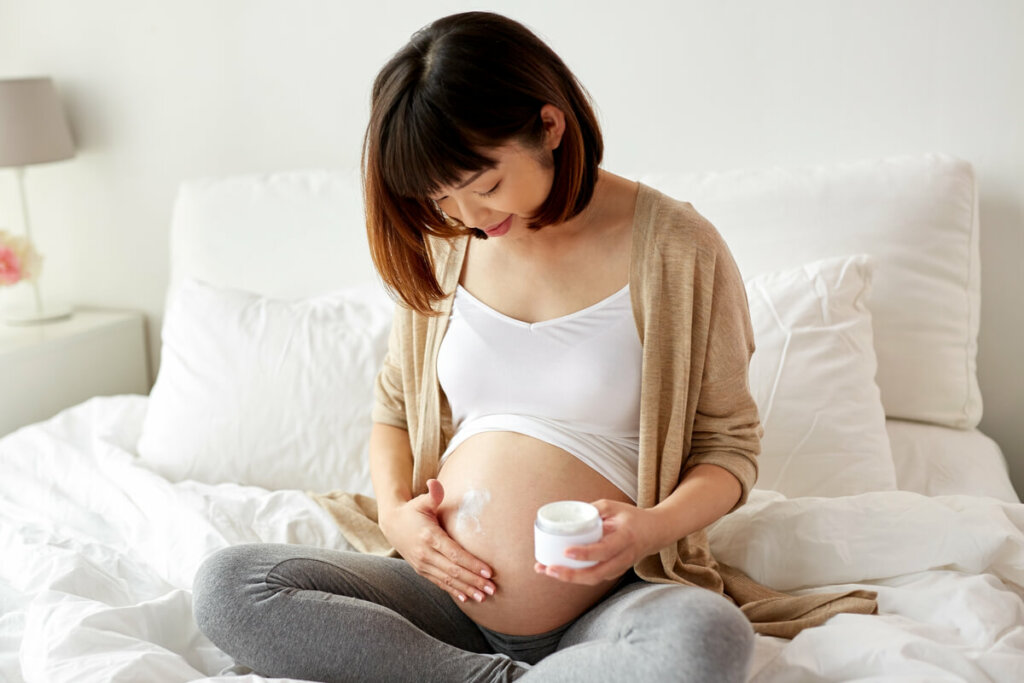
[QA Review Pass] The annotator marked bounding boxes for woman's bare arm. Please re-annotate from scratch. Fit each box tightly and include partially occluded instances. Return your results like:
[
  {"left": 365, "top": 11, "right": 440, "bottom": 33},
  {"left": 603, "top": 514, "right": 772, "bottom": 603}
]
[
  {"left": 643, "top": 463, "right": 741, "bottom": 549},
  {"left": 369, "top": 422, "right": 415, "bottom": 516}
]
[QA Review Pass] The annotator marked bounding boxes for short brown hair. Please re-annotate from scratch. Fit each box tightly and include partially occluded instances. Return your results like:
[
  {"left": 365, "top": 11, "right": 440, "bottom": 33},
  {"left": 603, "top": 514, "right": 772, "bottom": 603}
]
[{"left": 361, "top": 11, "right": 604, "bottom": 315}]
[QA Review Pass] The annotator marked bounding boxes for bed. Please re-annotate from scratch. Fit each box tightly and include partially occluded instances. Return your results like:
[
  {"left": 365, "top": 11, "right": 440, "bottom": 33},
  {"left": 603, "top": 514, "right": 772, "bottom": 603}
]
[{"left": 2, "top": 153, "right": 1022, "bottom": 682}]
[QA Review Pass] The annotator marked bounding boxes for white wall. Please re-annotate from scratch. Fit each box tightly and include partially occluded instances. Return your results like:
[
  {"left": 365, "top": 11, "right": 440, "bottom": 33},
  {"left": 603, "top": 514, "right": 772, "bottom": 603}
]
[{"left": 1, "top": 0, "right": 1021, "bottom": 495}]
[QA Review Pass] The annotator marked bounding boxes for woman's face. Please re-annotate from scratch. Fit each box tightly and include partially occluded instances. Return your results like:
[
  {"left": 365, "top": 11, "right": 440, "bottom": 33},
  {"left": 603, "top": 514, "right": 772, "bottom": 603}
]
[{"left": 430, "top": 139, "right": 555, "bottom": 238}]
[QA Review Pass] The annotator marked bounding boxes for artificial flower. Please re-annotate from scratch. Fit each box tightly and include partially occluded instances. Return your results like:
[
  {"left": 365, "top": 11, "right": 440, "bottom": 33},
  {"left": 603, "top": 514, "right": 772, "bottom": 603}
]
[{"left": 0, "top": 230, "right": 42, "bottom": 286}]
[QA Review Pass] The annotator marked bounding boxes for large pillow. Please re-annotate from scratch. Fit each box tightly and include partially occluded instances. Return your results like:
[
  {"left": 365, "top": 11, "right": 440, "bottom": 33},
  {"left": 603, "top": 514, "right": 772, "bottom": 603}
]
[
  {"left": 137, "top": 277, "right": 393, "bottom": 494},
  {"left": 640, "top": 154, "right": 982, "bottom": 429},
  {"left": 746, "top": 253, "right": 898, "bottom": 497},
  {"left": 140, "top": 257, "right": 893, "bottom": 500}
]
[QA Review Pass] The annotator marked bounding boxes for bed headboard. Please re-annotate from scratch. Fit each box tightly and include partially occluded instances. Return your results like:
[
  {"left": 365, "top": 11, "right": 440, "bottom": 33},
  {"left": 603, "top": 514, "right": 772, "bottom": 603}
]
[{"left": 166, "top": 152, "right": 981, "bottom": 432}]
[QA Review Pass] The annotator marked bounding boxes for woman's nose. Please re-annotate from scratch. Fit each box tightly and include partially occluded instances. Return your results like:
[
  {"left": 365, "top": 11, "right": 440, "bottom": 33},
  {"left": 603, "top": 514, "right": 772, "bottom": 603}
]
[{"left": 449, "top": 198, "right": 489, "bottom": 230}]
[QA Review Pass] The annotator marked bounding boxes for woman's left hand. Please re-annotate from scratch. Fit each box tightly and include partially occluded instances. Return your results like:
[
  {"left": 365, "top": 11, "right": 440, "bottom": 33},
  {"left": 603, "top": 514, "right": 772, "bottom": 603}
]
[{"left": 533, "top": 499, "right": 662, "bottom": 585}]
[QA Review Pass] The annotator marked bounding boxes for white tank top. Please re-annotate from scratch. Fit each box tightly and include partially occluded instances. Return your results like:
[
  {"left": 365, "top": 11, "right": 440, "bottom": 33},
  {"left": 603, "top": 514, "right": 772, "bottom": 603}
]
[{"left": 437, "top": 283, "right": 642, "bottom": 502}]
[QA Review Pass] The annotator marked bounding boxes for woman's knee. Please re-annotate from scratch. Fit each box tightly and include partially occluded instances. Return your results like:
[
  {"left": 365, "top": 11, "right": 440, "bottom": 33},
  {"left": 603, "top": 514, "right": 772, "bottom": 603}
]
[
  {"left": 686, "top": 588, "right": 753, "bottom": 643},
  {"left": 624, "top": 586, "right": 754, "bottom": 678},
  {"left": 192, "top": 543, "right": 268, "bottom": 641},
  {"left": 664, "top": 587, "right": 754, "bottom": 675}
]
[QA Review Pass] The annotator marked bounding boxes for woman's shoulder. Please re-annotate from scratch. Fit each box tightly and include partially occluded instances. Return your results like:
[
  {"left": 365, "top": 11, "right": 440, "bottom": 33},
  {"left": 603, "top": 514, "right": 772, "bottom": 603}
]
[
  {"left": 632, "top": 184, "right": 750, "bottom": 328},
  {"left": 635, "top": 183, "right": 731, "bottom": 261}
]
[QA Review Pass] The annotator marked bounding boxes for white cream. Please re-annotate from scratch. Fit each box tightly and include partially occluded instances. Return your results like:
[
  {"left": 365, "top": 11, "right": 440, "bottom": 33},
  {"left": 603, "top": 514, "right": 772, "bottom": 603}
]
[
  {"left": 454, "top": 488, "right": 491, "bottom": 535},
  {"left": 536, "top": 501, "right": 601, "bottom": 534},
  {"left": 534, "top": 501, "right": 602, "bottom": 568}
]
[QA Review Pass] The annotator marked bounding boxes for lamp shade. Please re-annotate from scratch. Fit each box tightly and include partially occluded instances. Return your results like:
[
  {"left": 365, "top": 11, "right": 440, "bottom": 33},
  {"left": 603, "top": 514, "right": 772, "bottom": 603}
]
[{"left": 0, "top": 77, "right": 75, "bottom": 168}]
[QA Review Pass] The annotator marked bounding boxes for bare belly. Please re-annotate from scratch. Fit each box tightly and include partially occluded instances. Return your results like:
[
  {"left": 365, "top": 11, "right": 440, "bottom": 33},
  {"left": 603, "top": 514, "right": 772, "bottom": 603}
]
[{"left": 436, "top": 432, "right": 634, "bottom": 635}]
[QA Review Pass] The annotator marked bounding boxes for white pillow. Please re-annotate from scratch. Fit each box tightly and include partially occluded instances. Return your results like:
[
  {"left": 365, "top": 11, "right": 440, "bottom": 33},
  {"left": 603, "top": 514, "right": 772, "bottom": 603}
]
[
  {"left": 140, "top": 256, "right": 893, "bottom": 500},
  {"left": 746, "top": 254, "right": 898, "bottom": 497},
  {"left": 137, "top": 277, "right": 394, "bottom": 494},
  {"left": 640, "top": 154, "right": 982, "bottom": 429}
]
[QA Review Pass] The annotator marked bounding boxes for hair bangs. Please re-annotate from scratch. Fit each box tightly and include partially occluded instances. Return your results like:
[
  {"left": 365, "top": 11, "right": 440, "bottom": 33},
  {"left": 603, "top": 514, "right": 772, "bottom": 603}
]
[{"left": 381, "top": 90, "right": 497, "bottom": 202}]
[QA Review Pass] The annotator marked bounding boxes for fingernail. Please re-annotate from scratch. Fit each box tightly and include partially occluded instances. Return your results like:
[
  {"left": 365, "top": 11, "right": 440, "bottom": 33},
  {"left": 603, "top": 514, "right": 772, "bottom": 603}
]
[
  {"left": 483, "top": 585, "right": 494, "bottom": 595},
  {"left": 566, "top": 552, "right": 578, "bottom": 559},
  {"left": 474, "top": 591, "right": 484, "bottom": 602},
  {"left": 457, "top": 593, "right": 466, "bottom": 602},
  {"left": 480, "top": 569, "right": 492, "bottom": 579}
]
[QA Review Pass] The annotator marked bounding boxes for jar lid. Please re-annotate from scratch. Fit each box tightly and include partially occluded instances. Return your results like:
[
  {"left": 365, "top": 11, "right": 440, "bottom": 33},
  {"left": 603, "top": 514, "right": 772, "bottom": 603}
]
[{"left": 536, "top": 501, "right": 600, "bottom": 535}]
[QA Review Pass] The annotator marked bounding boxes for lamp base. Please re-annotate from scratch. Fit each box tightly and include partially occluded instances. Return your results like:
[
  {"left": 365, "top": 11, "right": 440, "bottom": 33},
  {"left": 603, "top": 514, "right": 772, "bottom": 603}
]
[{"left": 4, "top": 302, "right": 73, "bottom": 325}]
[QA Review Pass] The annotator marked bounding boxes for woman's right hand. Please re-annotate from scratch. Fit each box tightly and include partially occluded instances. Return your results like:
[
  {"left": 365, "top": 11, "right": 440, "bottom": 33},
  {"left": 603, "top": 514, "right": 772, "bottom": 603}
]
[{"left": 379, "top": 478, "right": 497, "bottom": 604}]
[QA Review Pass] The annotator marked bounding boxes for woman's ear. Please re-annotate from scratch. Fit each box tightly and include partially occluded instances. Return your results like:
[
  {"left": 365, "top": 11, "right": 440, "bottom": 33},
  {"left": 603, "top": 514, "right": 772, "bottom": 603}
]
[{"left": 539, "top": 103, "right": 566, "bottom": 151}]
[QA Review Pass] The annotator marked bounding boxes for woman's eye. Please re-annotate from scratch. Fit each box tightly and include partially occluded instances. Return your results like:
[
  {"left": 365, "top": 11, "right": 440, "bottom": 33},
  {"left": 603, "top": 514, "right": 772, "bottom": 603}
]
[{"left": 432, "top": 181, "right": 499, "bottom": 204}]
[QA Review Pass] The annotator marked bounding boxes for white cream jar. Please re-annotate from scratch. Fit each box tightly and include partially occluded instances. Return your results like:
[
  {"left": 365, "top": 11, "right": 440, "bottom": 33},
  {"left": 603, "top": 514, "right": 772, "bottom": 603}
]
[{"left": 534, "top": 501, "right": 603, "bottom": 569}]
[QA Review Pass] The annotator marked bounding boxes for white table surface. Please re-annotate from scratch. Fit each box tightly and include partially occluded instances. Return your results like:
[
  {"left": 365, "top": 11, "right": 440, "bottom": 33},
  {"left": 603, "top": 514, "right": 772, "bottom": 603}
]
[{"left": 0, "top": 307, "right": 151, "bottom": 436}]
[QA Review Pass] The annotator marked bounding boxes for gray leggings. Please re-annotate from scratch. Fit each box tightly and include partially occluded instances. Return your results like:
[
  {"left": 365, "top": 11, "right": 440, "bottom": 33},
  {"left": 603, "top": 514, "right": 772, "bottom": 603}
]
[{"left": 192, "top": 542, "right": 754, "bottom": 683}]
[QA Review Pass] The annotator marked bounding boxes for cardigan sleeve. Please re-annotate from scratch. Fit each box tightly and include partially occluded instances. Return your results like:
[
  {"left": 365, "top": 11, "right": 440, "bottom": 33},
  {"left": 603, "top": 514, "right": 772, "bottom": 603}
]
[
  {"left": 684, "top": 230, "right": 763, "bottom": 512},
  {"left": 370, "top": 302, "right": 409, "bottom": 430}
]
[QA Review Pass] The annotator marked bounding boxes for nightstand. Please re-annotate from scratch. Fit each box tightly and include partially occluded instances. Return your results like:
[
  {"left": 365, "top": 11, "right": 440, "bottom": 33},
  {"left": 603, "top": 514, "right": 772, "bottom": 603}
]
[{"left": 0, "top": 308, "right": 150, "bottom": 437}]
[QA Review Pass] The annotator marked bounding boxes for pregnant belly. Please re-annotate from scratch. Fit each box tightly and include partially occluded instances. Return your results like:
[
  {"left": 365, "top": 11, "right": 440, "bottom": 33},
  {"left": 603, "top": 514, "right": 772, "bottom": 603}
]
[{"left": 436, "top": 431, "right": 634, "bottom": 635}]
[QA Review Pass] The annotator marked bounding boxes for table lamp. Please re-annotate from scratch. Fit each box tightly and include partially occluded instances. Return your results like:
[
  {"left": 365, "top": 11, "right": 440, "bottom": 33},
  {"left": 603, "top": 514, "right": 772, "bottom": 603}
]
[{"left": 0, "top": 76, "right": 76, "bottom": 325}]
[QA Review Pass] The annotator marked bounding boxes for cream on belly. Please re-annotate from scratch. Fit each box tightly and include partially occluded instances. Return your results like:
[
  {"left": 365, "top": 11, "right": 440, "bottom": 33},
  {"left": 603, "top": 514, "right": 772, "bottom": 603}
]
[
  {"left": 436, "top": 431, "right": 634, "bottom": 636},
  {"left": 453, "top": 487, "right": 491, "bottom": 535}
]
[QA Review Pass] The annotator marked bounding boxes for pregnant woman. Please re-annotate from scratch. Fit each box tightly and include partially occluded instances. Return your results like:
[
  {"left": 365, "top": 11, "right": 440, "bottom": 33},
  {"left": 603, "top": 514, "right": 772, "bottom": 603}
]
[{"left": 194, "top": 11, "right": 772, "bottom": 682}]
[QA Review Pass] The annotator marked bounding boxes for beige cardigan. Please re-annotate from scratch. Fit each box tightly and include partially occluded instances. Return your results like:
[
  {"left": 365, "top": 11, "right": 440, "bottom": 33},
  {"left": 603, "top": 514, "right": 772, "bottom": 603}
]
[{"left": 309, "top": 182, "right": 878, "bottom": 639}]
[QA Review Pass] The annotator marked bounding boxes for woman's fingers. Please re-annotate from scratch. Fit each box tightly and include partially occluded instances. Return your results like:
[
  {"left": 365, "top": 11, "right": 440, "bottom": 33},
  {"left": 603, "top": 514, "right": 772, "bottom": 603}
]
[
  {"left": 423, "top": 561, "right": 491, "bottom": 603},
  {"left": 425, "top": 528, "right": 496, "bottom": 595},
  {"left": 421, "top": 548, "right": 494, "bottom": 602},
  {"left": 540, "top": 546, "right": 634, "bottom": 585},
  {"left": 413, "top": 525, "right": 495, "bottom": 600},
  {"left": 430, "top": 523, "right": 492, "bottom": 576},
  {"left": 426, "top": 478, "right": 445, "bottom": 508},
  {"left": 411, "top": 480, "right": 444, "bottom": 515}
]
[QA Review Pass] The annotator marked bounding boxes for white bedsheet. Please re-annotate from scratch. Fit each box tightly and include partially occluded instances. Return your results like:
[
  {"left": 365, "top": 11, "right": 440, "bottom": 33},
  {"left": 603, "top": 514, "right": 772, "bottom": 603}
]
[{"left": 1, "top": 395, "right": 1023, "bottom": 682}]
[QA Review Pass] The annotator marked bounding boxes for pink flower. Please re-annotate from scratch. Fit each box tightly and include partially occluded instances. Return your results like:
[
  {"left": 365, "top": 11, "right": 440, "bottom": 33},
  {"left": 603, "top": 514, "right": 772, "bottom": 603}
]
[
  {"left": 0, "top": 230, "right": 42, "bottom": 287},
  {"left": 0, "top": 244, "right": 22, "bottom": 285}
]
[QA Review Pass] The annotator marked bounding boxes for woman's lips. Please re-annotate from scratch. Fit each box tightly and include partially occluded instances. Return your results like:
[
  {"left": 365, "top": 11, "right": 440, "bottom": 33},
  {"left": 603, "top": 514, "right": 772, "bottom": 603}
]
[{"left": 484, "top": 215, "right": 513, "bottom": 237}]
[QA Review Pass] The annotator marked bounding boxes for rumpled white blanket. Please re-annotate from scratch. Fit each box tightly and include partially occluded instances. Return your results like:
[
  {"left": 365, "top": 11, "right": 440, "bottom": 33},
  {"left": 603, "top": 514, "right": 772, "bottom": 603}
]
[{"left": 1, "top": 395, "right": 1022, "bottom": 682}]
